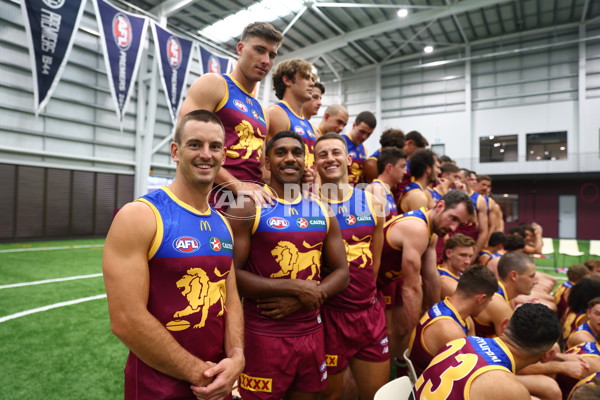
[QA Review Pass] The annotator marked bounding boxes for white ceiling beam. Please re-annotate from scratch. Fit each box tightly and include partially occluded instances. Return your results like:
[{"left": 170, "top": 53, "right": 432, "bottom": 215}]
[
  {"left": 445, "top": 0, "right": 470, "bottom": 44},
  {"left": 383, "top": 19, "right": 438, "bottom": 62},
  {"left": 314, "top": 2, "right": 441, "bottom": 10},
  {"left": 322, "top": 55, "right": 341, "bottom": 81},
  {"left": 150, "top": 0, "right": 197, "bottom": 17},
  {"left": 279, "top": 0, "right": 513, "bottom": 61},
  {"left": 283, "top": 6, "right": 308, "bottom": 35}
]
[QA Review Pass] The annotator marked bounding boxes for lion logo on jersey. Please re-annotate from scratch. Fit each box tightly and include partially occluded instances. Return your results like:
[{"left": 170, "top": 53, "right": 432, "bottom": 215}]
[
  {"left": 343, "top": 235, "right": 373, "bottom": 268},
  {"left": 170, "top": 267, "right": 230, "bottom": 329},
  {"left": 304, "top": 143, "right": 314, "bottom": 168},
  {"left": 226, "top": 120, "right": 265, "bottom": 161},
  {"left": 270, "top": 241, "right": 322, "bottom": 279},
  {"left": 348, "top": 161, "right": 362, "bottom": 183}
]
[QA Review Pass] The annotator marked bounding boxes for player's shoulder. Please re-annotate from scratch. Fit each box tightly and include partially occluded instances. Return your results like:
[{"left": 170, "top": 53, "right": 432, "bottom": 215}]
[{"left": 471, "top": 370, "right": 528, "bottom": 399}]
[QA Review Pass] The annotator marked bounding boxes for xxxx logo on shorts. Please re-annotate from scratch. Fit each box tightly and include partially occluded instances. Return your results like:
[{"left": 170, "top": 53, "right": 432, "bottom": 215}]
[
  {"left": 326, "top": 354, "right": 338, "bottom": 367},
  {"left": 240, "top": 373, "right": 272, "bottom": 393}
]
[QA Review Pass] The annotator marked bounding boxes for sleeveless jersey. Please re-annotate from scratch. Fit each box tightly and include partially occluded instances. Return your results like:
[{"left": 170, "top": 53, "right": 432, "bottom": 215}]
[
  {"left": 273, "top": 101, "right": 317, "bottom": 168},
  {"left": 559, "top": 344, "right": 600, "bottom": 398},
  {"left": 377, "top": 207, "right": 435, "bottom": 288},
  {"left": 343, "top": 133, "right": 367, "bottom": 184},
  {"left": 438, "top": 265, "right": 461, "bottom": 282},
  {"left": 454, "top": 190, "right": 485, "bottom": 240},
  {"left": 126, "top": 186, "right": 234, "bottom": 397},
  {"left": 554, "top": 280, "right": 574, "bottom": 318},
  {"left": 568, "top": 321, "right": 596, "bottom": 343},
  {"left": 215, "top": 74, "right": 267, "bottom": 183},
  {"left": 400, "top": 179, "right": 426, "bottom": 214},
  {"left": 322, "top": 188, "right": 378, "bottom": 312},
  {"left": 369, "top": 179, "right": 398, "bottom": 221},
  {"left": 408, "top": 298, "right": 470, "bottom": 375},
  {"left": 563, "top": 312, "right": 587, "bottom": 343},
  {"left": 473, "top": 281, "right": 509, "bottom": 338},
  {"left": 413, "top": 336, "right": 515, "bottom": 400},
  {"left": 428, "top": 186, "right": 443, "bottom": 204},
  {"left": 568, "top": 372, "right": 600, "bottom": 400},
  {"left": 244, "top": 194, "right": 330, "bottom": 337},
  {"left": 367, "top": 148, "right": 380, "bottom": 162}
]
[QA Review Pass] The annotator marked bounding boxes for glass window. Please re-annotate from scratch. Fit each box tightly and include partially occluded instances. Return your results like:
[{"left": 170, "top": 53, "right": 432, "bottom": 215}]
[
  {"left": 493, "top": 194, "right": 519, "bottom": 223},
  {"left": 526, "top": 131, "right": 567, "bottom": 161},
  {"left": 431, "top": 143, "right": 445, "bottom": 156},
  {"left": 479, "top": 135, "right": 518, "bottom": 163}
]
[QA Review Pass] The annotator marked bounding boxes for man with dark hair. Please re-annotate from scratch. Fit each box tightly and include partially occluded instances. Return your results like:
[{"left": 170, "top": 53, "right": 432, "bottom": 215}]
[
  {"left": 227, "top": 131, "right": 349, "bottom": 400},
  {"left": 567, "top": 297, "right": 600, "bottom": 349},
  {"left": 366, "top": 147, "right": 407, "bottom": 221},
  {"left": 180, "top": 22, "right": 283, "bottom": 208},
  {"left": 378, "top": 190, "right": 475, "bottom": 370},
  {"left": 314, "top": 133, "right": 389, "bottom": 400},
  {"left": 476, "top": 174, "right": 503, "bottom": 234},
  {"left": 317, "top": 104, "right": 349, "bottom": 135},
  {"left": 363, "top": 128, "right": 405, "bottom": 183},
  {"left": 555, "top": 264, "right": 590, "bottom": 320},
  {"left": 477, "top": 231, "right": 506, "bottom": 267},
  {"left": 413, "top": 303, "right": 561, "bottom": 400},
  {"left": 103, "top": 110, "right": 244, "bottom": 399},
  {"left": 456, "top": 168, "right": 489, "bottom": 256},
  {"left": 302, "top": 81, "right": 324, "bottom": 120},
  {"left": 408, "top": 264, "right": 498, "bottom": 375},
  {"left": 343, "top": 111, "right": 377, "bottom": 185},
  {"left": 267, "top": 59, "right": 318, "bottom": 182},
  {"left": 399, "top": 149, "right": 440, "bottom": 213},
  {"left": 438, "top": 233, "right": 476, "bottom": 298}
]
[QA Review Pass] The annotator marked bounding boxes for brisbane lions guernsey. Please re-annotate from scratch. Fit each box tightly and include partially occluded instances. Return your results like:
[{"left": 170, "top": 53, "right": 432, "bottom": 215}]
[
  {"left": 412, "top": 336, "right": 515, "bottom": 400},
  {"left": 473, "top": 281, "right": 509, "bottom": 337},
  {"left": 408, "top": 298, "right": 471, "bottom": 376},
  {"left": 244, "top": 194, "right": 330, "bottom": 337},
  {"left": 322, "top": 187, "right": 378, "bottom": 312},
  {"left": 215, "top": 74, "right": 267, "bottom": 183},
  {"left": 558, "top": 343, "right": 600, "bottom": 397},
  {"left": 273, "top": 101, "right": 317, "bottom": 168},
  {"left": 343, "top": 133, "right": 367, "bottom": 185},
  {"left": 568, "top": 372, "right": 600, "bottom": 400},
  {"left": 377, "top": 207, "right": 435, "bottom": 288},
  {"left": 128, "top": 186, "right": 233, "bottom": 398},
  {"left": 370, "top": 179, "right": 398, "bottom": 221}
]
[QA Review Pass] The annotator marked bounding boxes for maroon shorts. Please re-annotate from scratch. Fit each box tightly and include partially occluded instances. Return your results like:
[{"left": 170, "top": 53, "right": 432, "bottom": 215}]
[
  {"left": 380, "top": 279, "right": 404, "bottom": 310},
  {"left": 322, "top": 299, "right": 389, "bottom": 375},
  {"left": 239, "top": 328, "right": 327, "bottom": 400}
]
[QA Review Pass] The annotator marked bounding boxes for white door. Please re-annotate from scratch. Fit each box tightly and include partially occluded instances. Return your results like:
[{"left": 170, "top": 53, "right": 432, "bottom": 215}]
[{"left": 558, "top": 195, "right": 577, "bottom": 238}]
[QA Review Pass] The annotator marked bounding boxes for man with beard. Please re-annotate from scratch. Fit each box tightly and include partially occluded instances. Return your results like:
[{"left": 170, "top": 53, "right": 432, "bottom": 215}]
[{"left": 399, "top": 149, "right": 440, "bottom": 213}]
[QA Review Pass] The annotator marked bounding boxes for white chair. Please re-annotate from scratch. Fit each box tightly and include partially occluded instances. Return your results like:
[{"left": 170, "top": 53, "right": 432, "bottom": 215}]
[
  {"left": 403, "top": 348, "right": 419, "bottom": 384},
  {"left": 374, "top": 376, "right": 414, "bottom": 400},
  {"left": 558, "top": 239, "right": 584, "bottom": 256},
  {"left": 589, "top": 240, "right": 600, "bottom": 257},
  {"left": 541, "top": 237, "right": 555, "bottom": 254}
]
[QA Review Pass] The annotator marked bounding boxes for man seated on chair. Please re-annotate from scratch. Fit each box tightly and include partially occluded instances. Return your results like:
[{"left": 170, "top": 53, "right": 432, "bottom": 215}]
[
  {"left": 437, "top": 234, "right": 476, "bottom": 299},
  {"left": 411, "top": 303, "right": 561, "bottom": 400},
  {"left": 407, "top": 265, "right": 498, "bottom": 376}
]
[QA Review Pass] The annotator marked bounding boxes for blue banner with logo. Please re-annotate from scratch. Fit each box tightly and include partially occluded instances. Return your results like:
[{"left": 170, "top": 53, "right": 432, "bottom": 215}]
[
  {"left": 93, "top": 0, "right": 148, "bottom": 122},
  {"left": 151, "top": 23, "right": 194, "bottom": 125},
  {"left": 198, "top": 46, "right": 231, "bottom": 75},
  {"left": 20, "top": 0, "right": 87, "bottom": 115}
]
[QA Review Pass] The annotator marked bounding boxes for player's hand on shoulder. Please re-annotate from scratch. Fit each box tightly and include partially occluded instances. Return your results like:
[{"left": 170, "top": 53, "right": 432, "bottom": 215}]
[{"left": 232, "top": 181, "right": 275, "bottom": 207}]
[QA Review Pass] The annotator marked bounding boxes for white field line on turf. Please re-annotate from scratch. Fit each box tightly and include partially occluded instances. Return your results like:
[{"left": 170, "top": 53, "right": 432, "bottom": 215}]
[
  {"left": 0, "top": 294, "right": 107, "bottom": 324},
  {"left": 0, "top": 244, "right": 104, "bottom": 253},
  {"left": 0, "top": 273, "right": 103, "bottom": 290}
]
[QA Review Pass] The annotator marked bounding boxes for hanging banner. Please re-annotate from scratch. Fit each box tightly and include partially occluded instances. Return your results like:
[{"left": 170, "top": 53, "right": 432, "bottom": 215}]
[
  {"left": 151, "top": 23, "right": 193, "bottom": 125},
  {"left": 93, "top": 0, "right": 148, "bottom": 122},
  {"left": 20, "top": 0, "right": 87, "bottom": 115},
  {"left": 198, "top": 45, "right": 231, "bottom": 75}
]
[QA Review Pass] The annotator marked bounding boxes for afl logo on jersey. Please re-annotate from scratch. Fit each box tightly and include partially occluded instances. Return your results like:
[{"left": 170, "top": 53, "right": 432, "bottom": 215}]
[
  {"left": 345, "top": 215, "right": 357, "bottom": 225},
  {"left": 207, "top": 55, "right": 221, "bottom": 73},
  {"left": 173, "top": 236, "right": 200, "bottom": 253},
  {"left": 112, "top": 13, "right": 132, "bottom": 50},
  {"left": 167, "top": 36, "right": 182, "bottom": 69},
  {"left": 296, "top": 218, "right": 309, "bottom": 229},
  {"left": 294, "top": 126, "right": 305, "bottom": 135},
  {"left": 268, "top": 217, "right": 289, "bottom": 230},
  {"left": 233, "top": 99, "right": 248, "bottom": 112}
]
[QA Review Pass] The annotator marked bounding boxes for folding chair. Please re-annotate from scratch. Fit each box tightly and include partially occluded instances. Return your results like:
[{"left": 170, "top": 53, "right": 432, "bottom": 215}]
[
  {"left": 374, "top": 376, "right": 414, "bottom": 400},
  {"left": 558, "top": 239, "right": 584, "bottom": 256},
  {"left": 589, "top": 240, "right": 600, "bottom": 257},
  {"left": 403, "top": 348, "right": 419, "bottom": 384},
  {"left": 542, "top": 237, "right": 555, "bottom": 254}
]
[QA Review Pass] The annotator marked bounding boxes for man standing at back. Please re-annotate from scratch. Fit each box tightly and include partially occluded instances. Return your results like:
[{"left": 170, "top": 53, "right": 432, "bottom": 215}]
[
  {"left": 343, "top": 111, "right": 377, "bottom": 185},
  {"left": 303, "top": 81, "right": 325, "bottom": 122},
  {"left": 267, "top": 59, "right": 318, "bottom": 180},
  {"left": 227, "top": 131, "right": 349, "bottom": 400},
  {"left": 180, "top": 22, "right": 283, "bottom": 206},
  {"left": 317, "top": 104, "right": 349, "bottom": 136}
]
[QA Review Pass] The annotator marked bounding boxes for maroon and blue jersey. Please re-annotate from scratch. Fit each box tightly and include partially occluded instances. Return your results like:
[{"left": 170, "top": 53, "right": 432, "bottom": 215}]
[
  {"left": 408, "top": 298, "right": 470, "bottom": 376},
  {"left": 568, "top": 372, "right": 600, "bottom": 400},
  {"left": 377, "top": 207, "right": 434, "bottom": 288},
  {"left": 473, "top": 281, "right": 508, "bottom": 338},
  {"left": 343, "top": 133, "right": 368, "bottom": 185},
  {"left": 428, "top": 186, "right": 443, "bottom": 204},
  {"left": 244, "top": 194, "right": 330, "bottom": 337},
  {"left": 126, "top": 186, "right": 234, "bottom": 398},
  {"left": 369, "top": 179, "right": 398, "bottom": 220},
  {"left": 400, "top": 179, "right": 426, "bottom": 213},
  {"left": 569, "top": 321, "right": 596, "bottom": 343},
  {"left": 322, "top": 187, "right": 378, "bottom": 312},
  {"left": 413, "top": 336, "right": 515, "bottom": 400},
  {"left": 272, "top": 101, "right": 317, "bottom": 168},
  {"left": 215, "top": 74, "right": 267, "bottom": 183},
  {"left": 554, "top": 280, "right": 574, "bottom": 318},
  {"left": 438, "top": 265, "right": 461, "bottom": 282},
  {"left": 560, "top": 344, "right": 600, "bottom": 399}
]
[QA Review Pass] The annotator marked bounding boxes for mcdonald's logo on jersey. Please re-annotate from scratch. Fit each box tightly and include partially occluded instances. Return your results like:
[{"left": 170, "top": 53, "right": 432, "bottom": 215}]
[
  {"left": 337, "top": 205, "right": 348, "bottom": 215},
  {"left": 286, "top": 207, "right": 299, "bottom": 216},
  {"left": 199, "top": 220, "right": 212, "bottom": 231}
]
